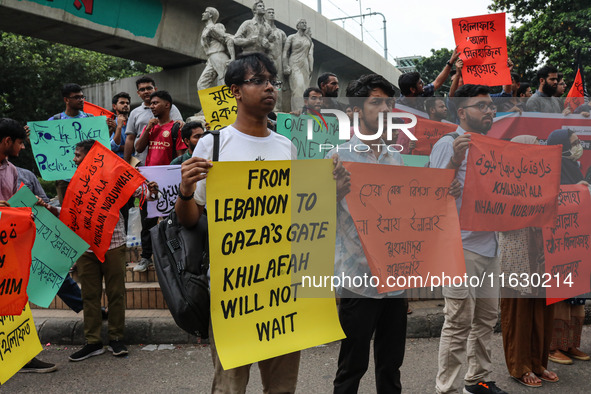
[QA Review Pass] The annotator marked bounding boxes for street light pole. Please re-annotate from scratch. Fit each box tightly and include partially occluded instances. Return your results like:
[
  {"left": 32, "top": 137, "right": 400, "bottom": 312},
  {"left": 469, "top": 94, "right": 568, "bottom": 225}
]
[{"left": 331, "top": 12, "right": 388, "bottom": 59}]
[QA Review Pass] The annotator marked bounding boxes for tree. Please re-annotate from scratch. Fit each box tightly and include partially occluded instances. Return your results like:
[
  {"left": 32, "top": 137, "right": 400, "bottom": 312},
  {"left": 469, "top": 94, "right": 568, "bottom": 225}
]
[
  {"left": 0, "top": 31, "right": 161, "bottom": 172},
  {"left": 414, "top": 48, "right": 455, "bottom": 96},
  {"left": 490, "top": 0, "right": 591, "bottom": 89}
]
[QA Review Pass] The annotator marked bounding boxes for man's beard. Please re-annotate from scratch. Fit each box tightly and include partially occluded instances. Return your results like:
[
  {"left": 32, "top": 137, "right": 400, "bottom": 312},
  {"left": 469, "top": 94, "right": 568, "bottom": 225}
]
[
  {"left": 466, "top": 114, "right": 492, "bottom": 135},
  {"left": 325, "top": 91, "right": 338, "bottom": 98},
  {"left": 542, "top": 82, "right": 557, "bottom": 96}
]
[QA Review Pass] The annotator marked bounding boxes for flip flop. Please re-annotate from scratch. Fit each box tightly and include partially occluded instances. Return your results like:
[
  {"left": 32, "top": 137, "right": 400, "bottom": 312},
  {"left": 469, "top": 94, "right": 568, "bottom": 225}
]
[
  {"left": 512, "top": 372, "right": 542, "bottom": 388},
  {"left": 536, "top": 369, "right": 559, "bottom": 383}
]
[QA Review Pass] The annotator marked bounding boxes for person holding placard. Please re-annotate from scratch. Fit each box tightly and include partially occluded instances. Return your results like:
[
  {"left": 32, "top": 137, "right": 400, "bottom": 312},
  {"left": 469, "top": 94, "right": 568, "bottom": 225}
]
[
  {"left": 325, "top": 74, "right": 409, "bottom": 394},
  {"left": 430, "top": 85, "right": 508, "bottom": 394},
  {"left": 176, "top": 52, "right": 300, "bottom": 393}
]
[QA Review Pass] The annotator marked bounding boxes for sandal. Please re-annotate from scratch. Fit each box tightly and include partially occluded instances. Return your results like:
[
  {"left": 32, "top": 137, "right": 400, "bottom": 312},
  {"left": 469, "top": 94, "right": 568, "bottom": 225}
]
[
  {"left": 512, "top": 372, "right": 542, "bottom": 388},
  {"left": 536, "top": 369, "right": 559, "bottom": 383}
]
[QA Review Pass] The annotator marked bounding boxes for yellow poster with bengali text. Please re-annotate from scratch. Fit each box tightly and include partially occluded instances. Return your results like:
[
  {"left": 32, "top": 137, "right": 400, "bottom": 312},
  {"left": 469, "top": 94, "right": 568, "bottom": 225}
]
[
  {"left": 198, "top": 85, "right": 238, "bottom": 130},
  {"left": 0, "top": 303, "right": 43, "bottom": 384},
  {"left": 207, "top": 159, "right": 344, "bottom": 369}
]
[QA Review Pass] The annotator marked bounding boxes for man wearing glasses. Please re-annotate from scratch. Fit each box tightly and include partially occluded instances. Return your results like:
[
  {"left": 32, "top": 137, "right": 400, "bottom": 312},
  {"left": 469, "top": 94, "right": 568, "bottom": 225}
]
[
  {"left": 430, "top": 85, "right": 507, "bottom": 394},
  {"left": 175, "top": 52, "right": 299, "bottom": 393}
]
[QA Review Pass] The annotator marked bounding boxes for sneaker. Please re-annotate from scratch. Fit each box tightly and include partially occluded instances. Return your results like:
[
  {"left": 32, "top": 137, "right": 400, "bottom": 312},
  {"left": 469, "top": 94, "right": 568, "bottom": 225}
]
[
  {"left": 108, "top": 340, "right": 128, "bottom": 357},
  {"left": 69, "top": 343, "right": 105, "bottom": 362},
  {"left": 18, "top": 357, "right": 57, "bottom": 373},
  {"left": 133, "top": 257, "right": 152, "bottom": 272},
  {"left": 464, "top": 381, "right": 507, "bottom": 394}
]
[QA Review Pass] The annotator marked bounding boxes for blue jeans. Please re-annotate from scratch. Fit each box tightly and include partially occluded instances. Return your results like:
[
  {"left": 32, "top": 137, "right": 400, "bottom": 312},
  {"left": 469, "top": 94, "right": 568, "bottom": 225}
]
[{"left": 57, "top": 274, "right": 83, "bottom": 313}]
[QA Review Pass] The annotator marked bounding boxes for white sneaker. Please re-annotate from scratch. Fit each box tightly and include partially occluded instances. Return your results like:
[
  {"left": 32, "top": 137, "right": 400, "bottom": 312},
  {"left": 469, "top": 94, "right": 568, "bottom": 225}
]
[{"left": 133, "top": 258, "right": 152, "bottom": 272}]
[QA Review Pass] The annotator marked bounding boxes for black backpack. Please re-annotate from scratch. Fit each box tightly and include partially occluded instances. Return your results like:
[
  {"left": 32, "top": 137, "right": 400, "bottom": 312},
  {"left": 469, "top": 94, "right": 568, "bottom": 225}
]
[{"left": 150, "top": 130, "right": 220, "bottom": 338}]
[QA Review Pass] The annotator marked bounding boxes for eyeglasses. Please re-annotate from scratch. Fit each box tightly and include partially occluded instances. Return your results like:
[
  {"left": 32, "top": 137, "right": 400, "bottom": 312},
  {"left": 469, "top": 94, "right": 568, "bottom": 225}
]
[
  {"left": 243, "top": 79, "right": 283, "bottom": 90},
  {"left": 462, "top": 102, "right": 496, "bottom": 113},
  {"left": 67, "top": 95, "right": 85, "bottom": 100},
  {"left": 138, "top": 86, "right": 155, "bottom": 92}
]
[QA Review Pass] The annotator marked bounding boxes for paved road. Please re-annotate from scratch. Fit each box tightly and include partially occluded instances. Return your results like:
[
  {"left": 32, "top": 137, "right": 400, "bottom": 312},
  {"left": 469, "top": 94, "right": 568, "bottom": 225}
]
[{"left": 3, "top": 328, "right": 590, "bottom": 393}]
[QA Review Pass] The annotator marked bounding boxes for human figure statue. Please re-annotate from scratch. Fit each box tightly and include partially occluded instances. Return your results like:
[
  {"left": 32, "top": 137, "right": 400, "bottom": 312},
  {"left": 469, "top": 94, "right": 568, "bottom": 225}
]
[
  {"left": 197, "top": 7, "right": 235, "bottom": 91},
  {"left": 233, "top": 0, "right": 274, "bottom": 54},
  {"left": 265, "top": 7, "right": 287, "bottom": 112},
  {"left": 283, "top": 19, "right": 314, "bottom": 111}
]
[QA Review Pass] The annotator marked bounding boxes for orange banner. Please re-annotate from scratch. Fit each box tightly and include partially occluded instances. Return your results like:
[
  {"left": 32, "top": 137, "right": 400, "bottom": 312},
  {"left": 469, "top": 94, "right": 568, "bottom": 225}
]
[
  {"left": 460, "top": 133, "right": 561, "bottom": 231},
  {"left": 60, "top": 142, "right": 145, "bottom": 262},
  {"left": 0, "top": 208, "right": 36, "bottom": 316},
  {"left": 565, "top": 68, "right": 585, "bottom": 111},
  {"left": 343, "top": 162, "right": 465, "bottom": 292},
  {"left": 543, "top": 185, "right": 591, "bottom": 304},
  {"left": 452, "top": 12, "right": 511, "bottom": 86},
  {"left": 84, "top": 101, "right": 114, "bottom": 118}
]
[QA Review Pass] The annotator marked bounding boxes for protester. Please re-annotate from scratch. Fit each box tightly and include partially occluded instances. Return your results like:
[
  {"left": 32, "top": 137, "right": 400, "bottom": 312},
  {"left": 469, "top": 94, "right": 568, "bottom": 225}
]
[
  {"left": 302, "top": 86, "right": 323, "bottom": 114},
  {"left": 170, "top": 121, "right": 206, "bottom": 165},
  {"left": 326, "top": 74, "right": 408, "bottom": 394},
  {"left": 132, "top": 89, "right": 185, "bottom": 272},
  {"left": 16, "top": 166, "right": 50, "bottom": 203},
  {"left": 526, "top": 65, "right": 561, "bottom": 113},
  {"left": 425, "top": 97, "right": 449, "bottom": 122},
  {"left": 123, "top": 76, "right": 182, "bottom": 164},
  {"left": 110, "top": 92, "right": 131, "bottom": 158},
  {"left": 499, "top": 135, "right": 558, "bottom": 388},
  {"left": 546, "top": 129, "right": 590, "bottom": 365},
  {"left": 0, "top": 118, "right": 57, "bottom": 373},
  {"left": 175, "top": 52, "right": 300, "bottom": 393},
  {"left": 430, "top": 85, "right": 508, "bottom": 394}
]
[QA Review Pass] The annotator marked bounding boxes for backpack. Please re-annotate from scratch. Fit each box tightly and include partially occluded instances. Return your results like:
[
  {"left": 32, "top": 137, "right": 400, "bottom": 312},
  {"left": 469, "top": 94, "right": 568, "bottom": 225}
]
[
  {"left": 150, "top": 130, "right": 220, "bottom": 338},
  {"left": 425, "top": 132, "right": 459, "bottom": 167}
]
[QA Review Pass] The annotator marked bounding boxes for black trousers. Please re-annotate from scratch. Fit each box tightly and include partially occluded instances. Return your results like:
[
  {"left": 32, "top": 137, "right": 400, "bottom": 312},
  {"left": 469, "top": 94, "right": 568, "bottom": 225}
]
[
  {"left": 140, "top": 199, "right": 158, "bottom": 259},
  {"left": 334, "top": 290, "right": 408, "bottom": 394}
]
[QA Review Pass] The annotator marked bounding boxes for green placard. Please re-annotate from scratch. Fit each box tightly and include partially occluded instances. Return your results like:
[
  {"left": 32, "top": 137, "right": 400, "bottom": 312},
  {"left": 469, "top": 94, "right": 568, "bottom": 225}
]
[
  {"left": 8, "top": 186, "right": 89, "bottom": 307},
  {"left": 27, "top": 116, "right": 110, "bottom": 181},
  {"left": 401, "top": 154, "right": 429, "bottom": 167},
  {"left": 277, "top": 113, "right": 346, "bottom": 160}
]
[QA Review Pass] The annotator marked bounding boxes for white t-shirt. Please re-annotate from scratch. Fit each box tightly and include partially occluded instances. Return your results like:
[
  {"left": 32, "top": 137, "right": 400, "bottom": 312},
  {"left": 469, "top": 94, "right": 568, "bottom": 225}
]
[{"left": 192, "top": 125, "right": 297, "bottom": 206}]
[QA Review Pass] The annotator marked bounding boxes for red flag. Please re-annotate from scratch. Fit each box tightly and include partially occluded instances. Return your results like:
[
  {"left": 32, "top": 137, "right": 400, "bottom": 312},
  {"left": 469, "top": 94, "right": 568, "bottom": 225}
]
[
  {"left": 565, "top": 68, "right": 585, "bottom": 111},
  {"left": 84, "top": 101, "right": 114, "bottom": 118}
]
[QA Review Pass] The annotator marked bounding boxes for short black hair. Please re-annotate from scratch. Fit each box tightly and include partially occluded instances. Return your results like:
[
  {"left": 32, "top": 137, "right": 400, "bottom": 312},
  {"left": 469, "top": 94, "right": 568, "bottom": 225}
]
[
  {"left": 0, "top": 118, "right": 26, "bottom": 142},
  {"left": 557, "top": 72, "right": 564, "bottom": 82},
  {"left": 136, "top": 76, "right": 156, "bottom": 89},
  {"left": 317, "top": 72, "right": 337, "bottom": 89},
  {"left": 181, "top": 121, "right": 204, "bottom": 141},
  {"left": 112, "top": 92, "right": 131, "bottom": 105},
  {"left": 537, "top": 65, "right": 558, "bottom": 82},
  {"left": 398, "top": 72, "right": 421, "bottom": 96},
  {"left": 303, "top": 87, "right": 322, "bottom": 98},
  {"left": 454, "top": 84, "right": 491, "bottom": 108},
  {"left": 511, "top": 72, "right": 520, "bottom": 83},
  {"left": 346, "top": 74, "right": 396, "bottom": 104},
  {"left": 224, "top": 52, "right": 277, "bottom": 88},
  {"left": 516, "top": 82, "right": 531, "bottom": 97},
  {"left": 75, "top": 139, "right": 96, "bottom": 154},
  {"left": 150, "top": 90, "right": 173, "bottom": 105},
  {"left": 425, "top": 97, "right": 445, "bottom": 113},
  {"left": 62, "top": 83, "right": 82, "bottom": 98}
]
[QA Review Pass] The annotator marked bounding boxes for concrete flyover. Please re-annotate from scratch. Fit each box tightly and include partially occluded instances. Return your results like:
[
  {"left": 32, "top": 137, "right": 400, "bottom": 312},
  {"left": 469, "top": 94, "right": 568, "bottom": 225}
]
[{"left": 0, "top": 0, "right": 402, "bottom": 113}]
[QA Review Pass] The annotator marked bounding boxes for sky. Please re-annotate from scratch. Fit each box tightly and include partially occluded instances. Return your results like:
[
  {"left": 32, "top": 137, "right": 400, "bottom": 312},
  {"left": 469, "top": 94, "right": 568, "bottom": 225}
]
[{"left": 297, "top": 0, "right": 514, "bottom": 64}]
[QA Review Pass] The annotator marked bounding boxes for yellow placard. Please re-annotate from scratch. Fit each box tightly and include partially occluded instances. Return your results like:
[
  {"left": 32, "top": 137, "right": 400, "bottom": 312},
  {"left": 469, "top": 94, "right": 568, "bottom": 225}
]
[
  {"left": 0, "top": 303, "right": 43, "bottom": 384},
  {"left": 207, "top": 159, "right": 344, "bottom": 369},
  {"left": 198, "top": 85, "right": 238, "bottom": 130}
]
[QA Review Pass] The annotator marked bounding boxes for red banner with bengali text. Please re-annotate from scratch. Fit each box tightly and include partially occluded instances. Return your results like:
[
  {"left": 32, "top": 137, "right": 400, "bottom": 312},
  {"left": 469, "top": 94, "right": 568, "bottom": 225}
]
[
  {"left": 460, "top": 133, "right": 561, "bottom": 231},
  {"left": 343, "top": 162, "right": 465, "bottom": 292},
  {"left": 452, "top": 12, "right": 510, "bottom": 86},
  {"left": 0, "top": 208, "right": 35, "bottom": 316},
  {"left": 60, "top": 143, "right": 145, "bottom": 262},
  {"left": 543, "top": 185, "right": 591, "bottom": 304}
]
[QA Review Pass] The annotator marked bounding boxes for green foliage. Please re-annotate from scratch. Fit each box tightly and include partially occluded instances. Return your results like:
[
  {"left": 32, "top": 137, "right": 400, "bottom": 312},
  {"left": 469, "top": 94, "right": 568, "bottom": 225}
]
[
  {"left": 490, "top": 0, "right": 591, "bottom": 87},
  {"left": 0, "top": 31, "right": 161, "bottom": 173},
  {"left": 38, "top": 178, "right": 57, "bottom": 199},
  {"left": 414, "top": 48, "right": 454, "bottom": 96}
]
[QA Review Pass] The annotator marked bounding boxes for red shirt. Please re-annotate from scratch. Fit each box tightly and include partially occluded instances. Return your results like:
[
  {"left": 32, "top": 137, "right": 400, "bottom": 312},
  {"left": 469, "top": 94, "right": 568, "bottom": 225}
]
[{"left": 141, "top": 121, "right": 186, "bottom": 166}]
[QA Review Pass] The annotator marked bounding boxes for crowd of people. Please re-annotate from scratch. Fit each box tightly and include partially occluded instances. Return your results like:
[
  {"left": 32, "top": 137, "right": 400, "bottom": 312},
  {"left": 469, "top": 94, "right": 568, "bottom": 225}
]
[{"left": 1, "top": 47, "right": 590, "bottom": 394}]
